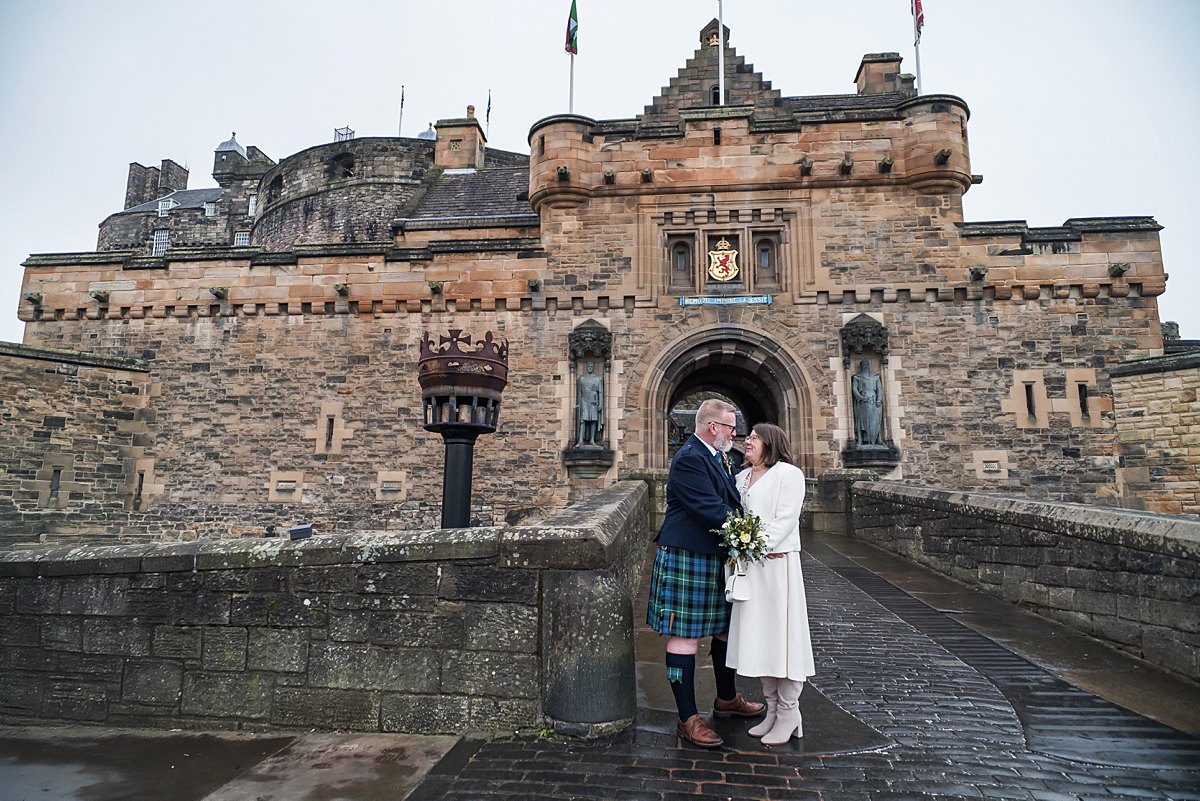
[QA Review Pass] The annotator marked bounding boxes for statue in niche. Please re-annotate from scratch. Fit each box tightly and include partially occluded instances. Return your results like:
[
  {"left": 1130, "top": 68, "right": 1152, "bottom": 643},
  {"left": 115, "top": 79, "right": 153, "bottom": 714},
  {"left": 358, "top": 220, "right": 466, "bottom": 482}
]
[
  {"left": 575, "top": 360, "right": 605, "bottom": 448},
  {"left": 851, "top": 359, "right": 884, "bottom": 448}
]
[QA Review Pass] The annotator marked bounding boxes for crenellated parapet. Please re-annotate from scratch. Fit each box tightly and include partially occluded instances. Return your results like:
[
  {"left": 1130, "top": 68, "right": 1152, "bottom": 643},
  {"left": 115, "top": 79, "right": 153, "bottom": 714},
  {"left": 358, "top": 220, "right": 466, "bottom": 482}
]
[{"left": 527, "top": 98, "right": 972, "bottom": 217}]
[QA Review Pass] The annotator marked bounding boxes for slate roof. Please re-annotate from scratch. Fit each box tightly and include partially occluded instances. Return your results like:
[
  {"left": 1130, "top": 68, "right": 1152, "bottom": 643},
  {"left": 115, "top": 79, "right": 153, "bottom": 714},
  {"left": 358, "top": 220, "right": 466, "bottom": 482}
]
[
  {"left": 408, "top": 167, "right": 533, "bottom": 221},
  {"left": 119, "top": 188, "right": 224, "bottom": 216}
]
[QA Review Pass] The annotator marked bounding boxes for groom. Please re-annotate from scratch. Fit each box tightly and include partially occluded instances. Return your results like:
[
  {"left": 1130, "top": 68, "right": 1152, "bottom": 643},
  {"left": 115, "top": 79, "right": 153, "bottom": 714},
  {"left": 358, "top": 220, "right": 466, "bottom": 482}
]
[{"left": 646, "top": 399, "right": 765, "bottom": 748}]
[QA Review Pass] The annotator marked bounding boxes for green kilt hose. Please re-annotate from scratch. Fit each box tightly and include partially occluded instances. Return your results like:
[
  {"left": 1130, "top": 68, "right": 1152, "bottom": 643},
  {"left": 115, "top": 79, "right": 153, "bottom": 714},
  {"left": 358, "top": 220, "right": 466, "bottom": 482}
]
[{"left": 646, "top": 545, "right": 731, "bottom": 638}]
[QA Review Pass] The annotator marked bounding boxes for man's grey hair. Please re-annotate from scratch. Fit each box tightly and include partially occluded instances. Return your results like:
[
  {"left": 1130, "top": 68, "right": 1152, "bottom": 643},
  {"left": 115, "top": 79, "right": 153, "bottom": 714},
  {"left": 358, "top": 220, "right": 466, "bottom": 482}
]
[{"left": 694, "top": 398, "right": 736, "bottom": 431}]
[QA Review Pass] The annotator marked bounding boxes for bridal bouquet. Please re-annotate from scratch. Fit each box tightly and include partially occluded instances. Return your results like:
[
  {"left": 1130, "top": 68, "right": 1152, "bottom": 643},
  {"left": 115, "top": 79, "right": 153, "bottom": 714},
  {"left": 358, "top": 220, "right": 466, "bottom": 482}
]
[
  {"left": 715, "top": 511, "right": 767, "bottom": 602},
  {"left": 716, "top": 510, "right": 768, "bottom": 565}
]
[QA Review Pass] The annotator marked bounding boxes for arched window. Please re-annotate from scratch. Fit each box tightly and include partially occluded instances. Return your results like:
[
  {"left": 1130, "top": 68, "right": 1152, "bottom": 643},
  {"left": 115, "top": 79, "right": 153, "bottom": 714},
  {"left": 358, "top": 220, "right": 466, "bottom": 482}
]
[{"left": 710, "top": 85, "right": 721, "bottom": 105}]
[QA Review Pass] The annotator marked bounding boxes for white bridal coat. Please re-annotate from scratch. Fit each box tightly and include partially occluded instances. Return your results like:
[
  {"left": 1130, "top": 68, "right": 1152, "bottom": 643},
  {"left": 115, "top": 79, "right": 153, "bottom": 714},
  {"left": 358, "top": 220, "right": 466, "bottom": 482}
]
[{"left": 725, "top": 461, "right": 816, "bottom": 681}]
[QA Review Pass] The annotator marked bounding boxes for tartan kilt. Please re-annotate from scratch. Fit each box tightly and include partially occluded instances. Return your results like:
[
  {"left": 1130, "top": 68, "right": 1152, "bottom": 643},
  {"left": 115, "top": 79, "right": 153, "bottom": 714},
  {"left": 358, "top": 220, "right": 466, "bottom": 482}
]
[{"left": 646, "top": 545, "right": 730, "bottom": 638}]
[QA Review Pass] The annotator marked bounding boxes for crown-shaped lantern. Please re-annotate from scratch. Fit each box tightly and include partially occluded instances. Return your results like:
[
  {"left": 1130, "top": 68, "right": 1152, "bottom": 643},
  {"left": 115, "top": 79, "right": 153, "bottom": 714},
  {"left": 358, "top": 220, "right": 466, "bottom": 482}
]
[{"left": 417, "top": 329, "right": 510, "bottom": 433}]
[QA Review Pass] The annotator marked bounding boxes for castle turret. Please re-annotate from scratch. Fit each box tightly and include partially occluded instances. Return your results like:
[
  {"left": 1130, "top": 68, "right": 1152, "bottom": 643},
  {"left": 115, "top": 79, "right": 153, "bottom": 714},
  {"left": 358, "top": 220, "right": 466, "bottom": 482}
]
[{"left": 435, "top": 106, "right": 486, "bottom": 170}]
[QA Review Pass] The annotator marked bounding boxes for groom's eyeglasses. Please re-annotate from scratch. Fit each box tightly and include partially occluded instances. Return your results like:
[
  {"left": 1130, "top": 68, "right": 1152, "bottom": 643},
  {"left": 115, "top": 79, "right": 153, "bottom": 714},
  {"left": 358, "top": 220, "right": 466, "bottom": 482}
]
[{"left": 710, "top": 421, "right": 738, "bottom": 435}]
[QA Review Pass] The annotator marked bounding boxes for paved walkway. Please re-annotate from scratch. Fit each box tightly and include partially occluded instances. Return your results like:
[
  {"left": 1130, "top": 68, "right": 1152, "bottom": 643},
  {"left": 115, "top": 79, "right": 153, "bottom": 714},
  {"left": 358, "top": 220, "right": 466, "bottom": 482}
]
[
  {"left": 2, "top": 531, "right": 1197, "bottom": 800},
  {"left": 407, "top": 531, "right": 1200, "bottom": 801}
]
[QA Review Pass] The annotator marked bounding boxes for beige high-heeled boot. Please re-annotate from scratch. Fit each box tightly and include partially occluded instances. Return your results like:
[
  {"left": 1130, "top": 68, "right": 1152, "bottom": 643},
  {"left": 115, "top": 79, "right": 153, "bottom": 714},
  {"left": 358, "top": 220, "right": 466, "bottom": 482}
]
[
  {"left": 747, "top": 677, "right": 778, "bottom": 737},
  {"left": 761, "top": 679, "right": 803, "bottom": 745}
]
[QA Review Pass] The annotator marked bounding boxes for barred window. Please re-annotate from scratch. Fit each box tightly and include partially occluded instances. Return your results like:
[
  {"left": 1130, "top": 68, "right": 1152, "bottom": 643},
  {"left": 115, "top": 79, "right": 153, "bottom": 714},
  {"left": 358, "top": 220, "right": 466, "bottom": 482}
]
[{"left": 233, "top": 231, "right": 251, "bottom": 247}]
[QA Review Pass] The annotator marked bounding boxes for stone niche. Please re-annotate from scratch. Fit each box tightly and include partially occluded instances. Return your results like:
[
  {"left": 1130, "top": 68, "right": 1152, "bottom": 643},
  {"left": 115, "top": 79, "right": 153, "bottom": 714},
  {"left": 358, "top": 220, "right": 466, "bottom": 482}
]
[
  {"left": 563, "top": 320, "right": 614, "bottom": 478},
  {"left": 841, "top": 314, "right": 901, "bottom": 469}
]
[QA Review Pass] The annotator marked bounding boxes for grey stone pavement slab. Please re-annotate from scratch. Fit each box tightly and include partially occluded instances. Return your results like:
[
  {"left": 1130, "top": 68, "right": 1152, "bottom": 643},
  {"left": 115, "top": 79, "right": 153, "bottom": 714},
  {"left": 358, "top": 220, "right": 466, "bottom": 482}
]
[{"left": 2, "top": 530, "right": 1197, "bottom": 800}]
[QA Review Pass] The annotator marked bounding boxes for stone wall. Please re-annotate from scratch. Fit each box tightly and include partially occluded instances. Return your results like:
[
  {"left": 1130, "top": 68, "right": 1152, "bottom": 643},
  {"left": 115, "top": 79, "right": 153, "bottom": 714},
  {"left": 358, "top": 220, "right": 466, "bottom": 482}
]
[
  {"left": 0, "top": 344, "right": 155, "bottom": 546},
  {"left": 254, "top": 138, "right": 436, "bottom": 251},
  {"left": 0, "top": 481, "right": 649, "bottom": 735},
  {"left": 1111, "top": 351, "right": 1200, "bottom": 515},
  {"left": 98, "top": 207, "right": 233, "bottom": 254},
  {"left": 852, "top": 482, "right": 1200, "bottom": 681}
]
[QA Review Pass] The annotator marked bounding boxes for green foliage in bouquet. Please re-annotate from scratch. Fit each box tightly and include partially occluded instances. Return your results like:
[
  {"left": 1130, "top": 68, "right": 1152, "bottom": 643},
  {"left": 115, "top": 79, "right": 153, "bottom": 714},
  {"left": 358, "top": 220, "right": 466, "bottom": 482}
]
[{"left": 715, "top": 510, "right": 768, "bottom": 565}]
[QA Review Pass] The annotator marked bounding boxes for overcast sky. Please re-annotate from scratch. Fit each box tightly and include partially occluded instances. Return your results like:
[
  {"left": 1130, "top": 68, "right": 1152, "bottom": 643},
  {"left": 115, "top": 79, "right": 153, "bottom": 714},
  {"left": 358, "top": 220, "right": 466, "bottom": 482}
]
[{"left": 1, "top": 0, "right": 1196, "bottom": 345}]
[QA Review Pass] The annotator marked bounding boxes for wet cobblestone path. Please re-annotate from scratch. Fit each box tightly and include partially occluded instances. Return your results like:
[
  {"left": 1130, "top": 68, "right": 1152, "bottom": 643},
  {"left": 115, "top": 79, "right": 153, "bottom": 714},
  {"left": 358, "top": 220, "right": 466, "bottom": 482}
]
[{"left": 408, "top": 534, "right": 1200, "bottom": 801}]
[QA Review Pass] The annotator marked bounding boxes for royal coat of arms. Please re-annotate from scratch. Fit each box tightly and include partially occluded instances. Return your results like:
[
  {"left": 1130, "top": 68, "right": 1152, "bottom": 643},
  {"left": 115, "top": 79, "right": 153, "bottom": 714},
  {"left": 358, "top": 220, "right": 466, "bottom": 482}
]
[{"left": 707, "top": 239, "right": 739, "bottom": 281}]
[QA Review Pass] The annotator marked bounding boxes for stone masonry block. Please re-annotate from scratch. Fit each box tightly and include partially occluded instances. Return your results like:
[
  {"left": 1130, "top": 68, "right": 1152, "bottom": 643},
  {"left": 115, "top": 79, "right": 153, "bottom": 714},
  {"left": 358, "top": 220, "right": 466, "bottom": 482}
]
[
  {"left": 41, "top": 617, "right": 83, "bottom": 650},
  {"left": 169, "top": 592, "right": 231, "bottom": 626},
  {"left": 43, "top": 680, "right": 109, "bottom": 721},
  {"left": 440, "top": 651, "right": 538, "bottom": 699},
  {"left": 272, "top": 687, "right": 380, "bottom": 730},
  {"left": 292, "top": 565, "right": 356, "bottom": 593},
  {"left": 438, "top": 565, "right": 538, "bottom": 605},
  {"left": 202, "top": 627, "right": 247, "bottom": 670},
  {"left": 328, "top": 609, "right": 370, "bottom": 642},
  {"left": 82, "top": 619, "right": 152, "bottom": 656},
  {"left": 181, "top": 671, "right": 272, "bottom": 720},
  {"left": 268, "top": 594, "right": 328, "bottom": 628},
  {"left": 230, "top": 594, "right": 271, "bottom": 626},
  {"left": 122, "top": 660, "right": 183, "bottom": 706},
  {"left": 466, "top": 603, "right": 539, "bottom": 653},
  {"left": 308, "top": 642, "right": 438, "bottom": 693},
  {"left": 52, "top": 652, "right": 125, "bottom": 683},
  {"left": 0, "top": 672, "right": 40, "bottom": 713},
  {"left": 152, "top": 626, "right": 202, "bottom": 660},
  {"left": 369, "top": 606, "right": 466, "bottom": 649},
  {"left": 248, "top": 628, "right": 308, "bottom": 672},
  {"left": 355, "top": 563, "right": 439, "bottom": 596},
  {"left": 381, "top": 693, "right": 470, "bottom": 734},
  {"left": 468, "top": 697, "right": 541, "bottom": 731}
]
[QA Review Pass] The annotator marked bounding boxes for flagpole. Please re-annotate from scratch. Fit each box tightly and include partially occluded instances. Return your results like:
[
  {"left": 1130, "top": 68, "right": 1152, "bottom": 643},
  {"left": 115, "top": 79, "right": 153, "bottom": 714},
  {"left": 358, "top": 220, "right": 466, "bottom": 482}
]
[
  {"left": 717, "top": 0, "right": 725, "bottom": 105},
  {"left": 912, "top": 6, "right": 923, "bottom": 94},
  {"left": 569, "top": 54, "right": 575, "bottom": 114},
  {"left": 398, "top": 85, "right": 405, "bottom": 136}
]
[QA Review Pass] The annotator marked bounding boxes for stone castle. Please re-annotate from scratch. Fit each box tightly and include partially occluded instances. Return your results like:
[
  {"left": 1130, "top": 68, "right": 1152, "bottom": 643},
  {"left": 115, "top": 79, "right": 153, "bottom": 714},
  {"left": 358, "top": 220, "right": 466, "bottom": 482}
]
[{"left": 5, "top": 20, "right": 1197, "bottom": 544}]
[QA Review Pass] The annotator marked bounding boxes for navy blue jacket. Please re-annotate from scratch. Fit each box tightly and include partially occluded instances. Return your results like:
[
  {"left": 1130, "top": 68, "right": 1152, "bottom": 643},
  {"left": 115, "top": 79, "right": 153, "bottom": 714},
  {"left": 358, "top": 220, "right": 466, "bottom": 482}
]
[{"left": 655, "top": 434, "right": 743, "bottom": 554}]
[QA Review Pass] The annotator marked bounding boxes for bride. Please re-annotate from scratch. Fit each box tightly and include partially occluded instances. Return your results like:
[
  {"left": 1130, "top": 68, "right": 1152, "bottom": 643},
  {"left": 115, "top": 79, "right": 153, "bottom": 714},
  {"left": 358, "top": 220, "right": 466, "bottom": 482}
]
[{"left": 725, "top": 422, "right": 815, "bottom": 745}]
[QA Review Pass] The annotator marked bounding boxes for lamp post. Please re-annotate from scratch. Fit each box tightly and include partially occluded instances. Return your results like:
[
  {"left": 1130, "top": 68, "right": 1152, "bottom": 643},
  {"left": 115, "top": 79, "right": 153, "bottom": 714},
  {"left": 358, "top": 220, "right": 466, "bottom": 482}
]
[{"left": 417, "top": 329, "right": 509, "bottom": 528}]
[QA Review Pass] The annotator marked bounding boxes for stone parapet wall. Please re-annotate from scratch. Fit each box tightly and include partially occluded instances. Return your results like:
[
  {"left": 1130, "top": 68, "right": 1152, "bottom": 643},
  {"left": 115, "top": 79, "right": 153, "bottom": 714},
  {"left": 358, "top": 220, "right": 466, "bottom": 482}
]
[
  {"left": 851, "top": 482, "right": 1200, "bottom": 682},
  {"left": 1111, "top": 352, "right": 1200, "bottom": 515},
  {"left": 0, "top": 481, "right": 650, "bottom": 736}
]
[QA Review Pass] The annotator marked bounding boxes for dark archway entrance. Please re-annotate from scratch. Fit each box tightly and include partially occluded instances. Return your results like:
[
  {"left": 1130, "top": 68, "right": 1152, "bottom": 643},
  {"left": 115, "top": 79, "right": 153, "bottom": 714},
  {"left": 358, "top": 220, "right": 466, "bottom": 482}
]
[{"left": 643, "top": 326, "right": 815, "bottom": 474}]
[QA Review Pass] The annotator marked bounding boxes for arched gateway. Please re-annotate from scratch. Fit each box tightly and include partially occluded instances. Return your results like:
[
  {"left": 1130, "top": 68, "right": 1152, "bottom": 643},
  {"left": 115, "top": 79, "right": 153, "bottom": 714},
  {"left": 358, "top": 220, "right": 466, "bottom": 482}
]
[{"left": 640, "top": 326, "right": 818, "bottom": 475}]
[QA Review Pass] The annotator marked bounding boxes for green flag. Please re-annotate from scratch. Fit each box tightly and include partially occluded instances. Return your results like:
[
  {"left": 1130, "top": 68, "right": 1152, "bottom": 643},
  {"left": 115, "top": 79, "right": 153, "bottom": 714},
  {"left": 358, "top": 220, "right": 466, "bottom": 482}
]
[{"left": 565, "top": 0, "right": 578, "bottom": 55}]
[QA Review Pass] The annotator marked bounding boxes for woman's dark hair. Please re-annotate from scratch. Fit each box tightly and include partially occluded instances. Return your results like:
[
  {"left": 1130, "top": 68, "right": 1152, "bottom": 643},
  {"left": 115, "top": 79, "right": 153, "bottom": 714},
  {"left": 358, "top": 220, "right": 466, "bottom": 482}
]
[{"left": 752, "top": 422, "right": 793, "bottom": 467}]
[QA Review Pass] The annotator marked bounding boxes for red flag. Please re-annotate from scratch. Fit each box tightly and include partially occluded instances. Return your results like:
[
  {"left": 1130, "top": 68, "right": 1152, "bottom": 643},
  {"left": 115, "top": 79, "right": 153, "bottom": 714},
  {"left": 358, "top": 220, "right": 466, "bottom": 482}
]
[{"left": 912, "top": 0, "right": 925, "bottom": 45}]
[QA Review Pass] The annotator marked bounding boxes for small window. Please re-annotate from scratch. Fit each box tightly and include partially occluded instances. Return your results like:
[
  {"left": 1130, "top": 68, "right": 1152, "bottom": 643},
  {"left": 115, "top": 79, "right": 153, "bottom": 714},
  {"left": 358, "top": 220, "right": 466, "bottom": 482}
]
[
  {"left": 152, "top": 229, "right": 169, "bottom": 256},
  {"left": 1077, "top": 384, "right": 1090, "bottom": 417},
  {"left": 1024, "top": 383, "right": 1036, "bottom": 417},
  {"left": 710, "top": 85, "right": 721, "bottom": 105},
  {"left": 247, "top": 192, "right": 258, "bottom": 217},
  {"left": 329, "top": 153, "right": 355, "bottom": 179},
  {"left": 157, "top": 199, "right": 175, "bottom": 217},
  {"left": 233, "top": 231, "right": 251, "bottom": 247},
  {"left": 266, "top": 176, "right": 283, "bottom": 204},
  {"left": 204, "top": 201, "right": 217, "bottom": 217}
]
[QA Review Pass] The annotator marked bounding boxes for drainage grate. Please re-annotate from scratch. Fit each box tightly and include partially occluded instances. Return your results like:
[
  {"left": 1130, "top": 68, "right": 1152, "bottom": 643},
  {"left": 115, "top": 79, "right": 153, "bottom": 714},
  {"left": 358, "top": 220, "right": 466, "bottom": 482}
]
[{"left": 808, "top": 541, "right": 1200, "bottom": 771}]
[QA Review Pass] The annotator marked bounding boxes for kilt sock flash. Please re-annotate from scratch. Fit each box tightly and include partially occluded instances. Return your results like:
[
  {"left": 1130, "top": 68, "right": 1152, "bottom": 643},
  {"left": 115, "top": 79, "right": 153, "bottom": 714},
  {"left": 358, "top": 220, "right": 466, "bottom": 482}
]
[{"left": 665, "top": 652, "right": 698, "bottom": 721}]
